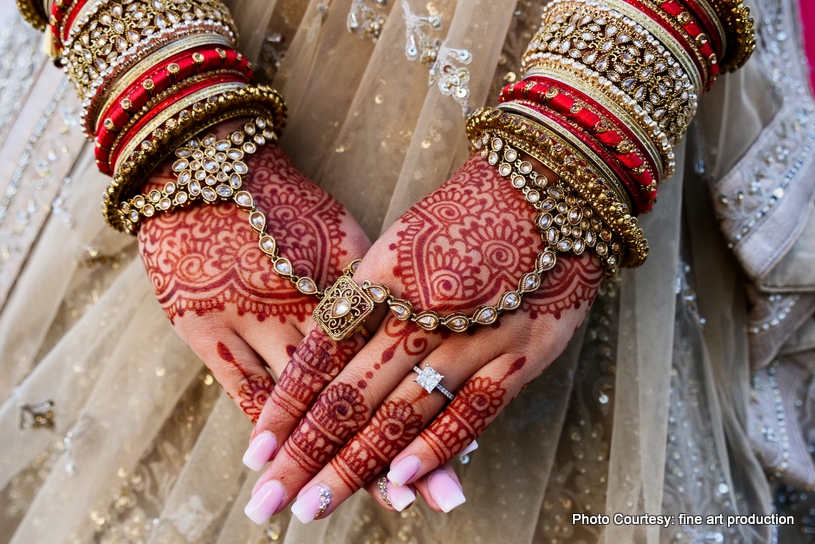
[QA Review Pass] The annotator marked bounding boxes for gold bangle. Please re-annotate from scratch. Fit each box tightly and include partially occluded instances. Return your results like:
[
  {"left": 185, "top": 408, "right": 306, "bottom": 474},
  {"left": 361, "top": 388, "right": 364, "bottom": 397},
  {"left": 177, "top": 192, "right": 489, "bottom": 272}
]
[
  {"left": 102, "top": 84, "right": 287, "bottom": 231},
  {"left": 707, "top": 0, "right": 755, "bottom": 72},
  {"left": 114, "top": 81, "right": 246, "bottom": 174},
  {"left": 17, "top": 0, "right": 48, "bottom": 30},
  {"left": 467, "top": 107, "right": 648, "bottom": 268},
  {"left": 604, "top": 0, "right": 703, "bottom": 93}
]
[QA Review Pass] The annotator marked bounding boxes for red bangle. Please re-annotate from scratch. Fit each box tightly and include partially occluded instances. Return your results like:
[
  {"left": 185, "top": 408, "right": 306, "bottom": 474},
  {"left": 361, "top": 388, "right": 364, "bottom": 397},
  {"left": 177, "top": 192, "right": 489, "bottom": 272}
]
[
  {"left": 677, "top": 0, "right": 725, "bottom": 61},
  {"left": 55, "top": 0, "right": 89, "bottom": 44},
  {"left": 104, "top": 73, "right": 247, "bottom": 172},
  {"left": 93, "top": 45, "right": 251, "bottom": 155},
  {"left": 501, "top": 78, "right": 659, "bottom": 213},
  {"left": 658, "top": 0, "right": 721, "bottom": 88},
  {"left": 91, "top": 46, "right": 251, "bottom": 137}
]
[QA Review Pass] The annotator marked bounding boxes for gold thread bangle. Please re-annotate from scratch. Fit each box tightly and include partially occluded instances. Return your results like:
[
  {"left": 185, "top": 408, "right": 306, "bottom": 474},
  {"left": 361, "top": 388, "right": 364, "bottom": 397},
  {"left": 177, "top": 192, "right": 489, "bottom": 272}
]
[
  {"left": 114, "top": 81, "right": 246, "bottom": 174},
  {"left": 17, "top": 0, "right": 48, "bottom": 30},
  {"left": 497, "top": 101, "right": 633, "bottom": 212}
]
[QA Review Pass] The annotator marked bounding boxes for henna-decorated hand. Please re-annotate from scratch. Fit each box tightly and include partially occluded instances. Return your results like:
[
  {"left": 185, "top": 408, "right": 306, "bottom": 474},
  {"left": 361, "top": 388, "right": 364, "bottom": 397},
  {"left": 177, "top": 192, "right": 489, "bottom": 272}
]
[
  {"left": 242, "top": 152, "right": 604, "bottom": 524},
  {"left": 137, "top": 118, "right": 371, "bottom": 424}
]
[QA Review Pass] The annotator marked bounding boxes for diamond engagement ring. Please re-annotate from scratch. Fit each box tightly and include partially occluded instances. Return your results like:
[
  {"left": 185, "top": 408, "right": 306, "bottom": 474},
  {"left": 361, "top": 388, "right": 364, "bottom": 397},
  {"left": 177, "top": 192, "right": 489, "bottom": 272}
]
[{"left": 413, "top": 365, "right": 455, "bottom": 401}]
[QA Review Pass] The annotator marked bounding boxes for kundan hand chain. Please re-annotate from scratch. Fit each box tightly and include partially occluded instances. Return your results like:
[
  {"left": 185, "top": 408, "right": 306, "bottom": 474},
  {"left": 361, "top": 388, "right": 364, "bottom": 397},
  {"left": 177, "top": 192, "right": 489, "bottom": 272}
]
[{"left": 122, "top": 116, "right": 618, "bottom": 342}]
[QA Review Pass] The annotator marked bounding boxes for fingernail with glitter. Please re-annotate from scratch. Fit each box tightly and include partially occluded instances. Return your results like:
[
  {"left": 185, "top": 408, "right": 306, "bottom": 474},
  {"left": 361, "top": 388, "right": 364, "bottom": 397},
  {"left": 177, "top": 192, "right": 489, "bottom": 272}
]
[
  {"left": 388, "top": 481, "right": 416, "bottom": 512},
  {"left": 387, "top": 456, "right": 421, "bottom": 487},
  {"left": 244, "top": 480, "right": 285, "bottom": 525},
  {"left": 291, "top": 484, "right": 332, "bottom": 524},
  {"left": 459, "top": 439, "right": 479, "bottom": 458},
  {"left": 428, "top": 471, "right": 466, "bottom": 513},
  {"left": 243, "top": 432, "right": 277, "bottom": 471}
]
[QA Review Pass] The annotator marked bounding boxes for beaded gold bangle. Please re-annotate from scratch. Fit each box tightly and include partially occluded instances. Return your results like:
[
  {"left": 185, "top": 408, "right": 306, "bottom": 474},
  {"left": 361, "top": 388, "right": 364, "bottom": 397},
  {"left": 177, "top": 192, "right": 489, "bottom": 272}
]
[
  {"left": 103, "top": 84, "right": 286, "bottom": 232},
  {"left": 707, "top": 0, "right": 755, "bottom": 72},
  {"left": 17, "top": 0, "right": 48, "bottom": 30},
  {"left": 64, "top": 0, "right": 238, "bottom": 101},
  {"left": 467, "top": 107, "right": 648, "bottom": 268}
]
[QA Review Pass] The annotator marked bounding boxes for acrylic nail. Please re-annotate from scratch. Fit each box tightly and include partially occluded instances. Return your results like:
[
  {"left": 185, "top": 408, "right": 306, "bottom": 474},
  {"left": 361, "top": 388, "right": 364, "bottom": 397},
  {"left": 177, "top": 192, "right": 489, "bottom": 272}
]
[
  {"left": 387, "top": 456, "right": 421, "bottom": 487},
  {"left": 244, "top": 480, "right": 286, "bottom": 525},
  {"left": 388, "top": 481, "right": 416, "bottom": 512},
  {"left": 428, "top": 471, "right": 466, "bottom": 513},
  {"left": 458, "top": 439, "right": 479, "bottom": 458},
  {"left": 242, "top": 431, "right": 277, "bottom": 471},
  {"left": 291, "top": 484, "right": 332, "bottom": 524}
]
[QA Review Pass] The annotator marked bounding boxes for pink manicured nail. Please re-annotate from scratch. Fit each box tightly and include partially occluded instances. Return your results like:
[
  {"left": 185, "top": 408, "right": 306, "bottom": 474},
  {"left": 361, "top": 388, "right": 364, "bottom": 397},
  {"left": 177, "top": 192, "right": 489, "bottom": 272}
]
[
  {"left": 243, "top": 432, "right": 277, "bottom": 471},
  {"left": 244, "top": 480, "right": 286, "bottom": 525},
  {"left": 388, "top": 481, "right": 416, "bottom": 512},
  {"left": 428, "top": 471, "right": 466, "bottom": 513},
  {"left": 291, "top": 484, "right": 332, "bottom": 524},
  {"left": 459, "top": 439, "right": 479, "bottom": 458},
  {"left": 387, "top": 456, "right": 421, "bottom": 487}
]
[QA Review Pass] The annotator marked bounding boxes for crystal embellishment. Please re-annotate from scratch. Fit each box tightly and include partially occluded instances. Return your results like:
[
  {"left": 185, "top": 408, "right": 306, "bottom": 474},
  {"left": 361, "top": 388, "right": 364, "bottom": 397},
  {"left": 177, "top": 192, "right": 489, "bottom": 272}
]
[{"left": 414, "top": 365, "right": 444, "bottom": 394}]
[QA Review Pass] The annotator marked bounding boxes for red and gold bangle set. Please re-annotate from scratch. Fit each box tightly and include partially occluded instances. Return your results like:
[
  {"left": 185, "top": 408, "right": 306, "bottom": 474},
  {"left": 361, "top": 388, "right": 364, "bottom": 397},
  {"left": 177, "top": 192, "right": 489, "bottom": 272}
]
[
  {"left": 19, "top": 0, "right": 753, "bottom": 269},
  {"left": 468, "top": 0, "right": 755, "bottom": 268},
  {"left": 20, "top": 0, "right": 286, "bottom": 232}
]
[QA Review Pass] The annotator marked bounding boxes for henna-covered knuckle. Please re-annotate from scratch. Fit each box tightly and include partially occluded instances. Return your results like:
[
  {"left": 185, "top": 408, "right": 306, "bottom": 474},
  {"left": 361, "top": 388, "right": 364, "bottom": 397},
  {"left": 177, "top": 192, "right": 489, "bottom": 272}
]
[
  {"left": 282, "top": 383, "right": 368, "bottom": 473},
  {"left": 421, "top": 375, "right": 509, "bottom": 464},
  {"left": 270, "top": 329, "right": 355, "bottom": 418},
  {"left": 330, "top": 399, "right": 425, "bottom": 489},
  {"left": 214, "top": 341, "right": 273, "bottom": 424}
]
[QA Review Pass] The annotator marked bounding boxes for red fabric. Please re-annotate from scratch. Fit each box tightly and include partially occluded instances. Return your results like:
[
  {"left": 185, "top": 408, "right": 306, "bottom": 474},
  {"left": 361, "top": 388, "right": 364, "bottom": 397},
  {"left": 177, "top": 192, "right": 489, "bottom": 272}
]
[{"left": 800, "top": 0, "right": 815, "bottom": 95}]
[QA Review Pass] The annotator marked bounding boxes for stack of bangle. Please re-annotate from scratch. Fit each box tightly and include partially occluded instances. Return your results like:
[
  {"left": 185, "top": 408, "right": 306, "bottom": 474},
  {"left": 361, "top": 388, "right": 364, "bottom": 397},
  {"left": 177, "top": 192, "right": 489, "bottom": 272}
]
[
  {"left": 475, "top": 0, "right": 754, "bottom": 268},
  {"left": 17, "top": 0, "right": 287, "bottom": 233}
]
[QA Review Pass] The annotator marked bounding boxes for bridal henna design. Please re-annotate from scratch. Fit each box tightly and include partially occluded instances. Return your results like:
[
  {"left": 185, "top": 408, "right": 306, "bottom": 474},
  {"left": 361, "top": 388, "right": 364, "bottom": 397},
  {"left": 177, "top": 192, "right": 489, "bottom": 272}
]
[
  {"left": 138, "top": 145, "right": 349, "bottom": 325},
  {"left": 389, "top": 155, "right": 602, "bottom": 319},
  {"left": 331, "top": 399, "right": 424, "bottom": 488},
  {"left": 216, "top": 341, "right": 273, "bottom": 423},
  {"left": 283, "top": 382, "right": 368, "bottom": 472}
]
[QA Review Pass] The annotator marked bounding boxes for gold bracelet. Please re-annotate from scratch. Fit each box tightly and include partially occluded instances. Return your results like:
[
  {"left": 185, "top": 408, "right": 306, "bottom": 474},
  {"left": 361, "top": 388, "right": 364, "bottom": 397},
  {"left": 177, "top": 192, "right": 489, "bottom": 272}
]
[
  {"left": 103, "top": 84, "right": 286, "bottom": 231},
  {"left": 707, "top": 0, "right": 755, "bottom": 72},
  {"left": 467, "top": 107, "right": 648, "bottom": 268},
  {"left": 17, "top": 0, "right": 48, "bottom": 30}
]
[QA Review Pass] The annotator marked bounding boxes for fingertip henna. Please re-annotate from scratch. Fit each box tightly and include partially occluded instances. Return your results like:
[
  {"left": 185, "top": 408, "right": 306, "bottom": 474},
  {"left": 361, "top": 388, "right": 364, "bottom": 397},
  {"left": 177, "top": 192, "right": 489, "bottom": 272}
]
[
  {"left": 283, "top": 383, "right": 368, "bottom": 473},
  {"left": 330, "top": 400, "right": 424, "bottom": 489}
]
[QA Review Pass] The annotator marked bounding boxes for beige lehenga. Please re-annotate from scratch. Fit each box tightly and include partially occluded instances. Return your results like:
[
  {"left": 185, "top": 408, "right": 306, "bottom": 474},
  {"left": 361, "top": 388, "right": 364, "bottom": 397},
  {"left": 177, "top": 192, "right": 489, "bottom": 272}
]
[{"left": 1, "top": 0, "right": 815, "bottom": 543}]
